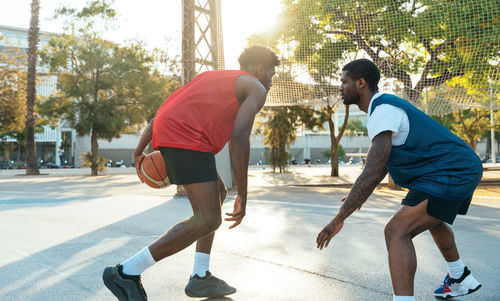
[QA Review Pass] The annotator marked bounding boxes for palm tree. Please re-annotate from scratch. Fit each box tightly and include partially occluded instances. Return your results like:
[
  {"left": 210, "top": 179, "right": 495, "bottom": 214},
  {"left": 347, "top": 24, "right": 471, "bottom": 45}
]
[{"left": 25, "top": 0, "right": 40, "bottom": 175}]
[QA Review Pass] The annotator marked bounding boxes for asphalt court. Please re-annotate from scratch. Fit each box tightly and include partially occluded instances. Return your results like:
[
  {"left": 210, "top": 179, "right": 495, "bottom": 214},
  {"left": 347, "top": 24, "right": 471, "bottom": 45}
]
[{"left": 0, "top": 166, "right": 498, "bottom": 300}]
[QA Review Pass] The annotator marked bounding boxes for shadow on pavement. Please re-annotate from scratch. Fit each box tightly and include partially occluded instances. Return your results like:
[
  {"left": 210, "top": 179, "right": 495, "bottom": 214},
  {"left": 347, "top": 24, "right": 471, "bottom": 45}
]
[{"left": 0, "top": 176, "right": 498, "bottom": 300}]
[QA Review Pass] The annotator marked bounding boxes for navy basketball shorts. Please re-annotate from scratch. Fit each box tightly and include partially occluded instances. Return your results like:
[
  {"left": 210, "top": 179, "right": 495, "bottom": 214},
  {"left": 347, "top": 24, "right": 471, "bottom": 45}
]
[
  {"left": 402, "top": 190, "right": 473, "bottom": 225},
  {"left": 159, "top": 147, "right": 218, "bottom": 185}
]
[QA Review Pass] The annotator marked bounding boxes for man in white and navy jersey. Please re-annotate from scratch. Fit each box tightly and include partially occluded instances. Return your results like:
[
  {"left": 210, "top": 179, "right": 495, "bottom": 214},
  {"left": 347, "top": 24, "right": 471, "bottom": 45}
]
[{"left": 316, "top": 59, "right": 483, "bottom": 301}]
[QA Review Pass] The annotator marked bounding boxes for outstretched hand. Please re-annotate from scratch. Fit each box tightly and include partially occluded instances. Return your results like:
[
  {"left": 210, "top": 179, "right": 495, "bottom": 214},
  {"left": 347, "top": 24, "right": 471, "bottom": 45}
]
[
  {"left": 224, "top": 195, "right": 247, "bottom": 229},
  {"left": 134, "top": 153, "right": 146, "bottom": 182},
  {"left": 316, "top": 218, "right": 344, "bottom": 250}
]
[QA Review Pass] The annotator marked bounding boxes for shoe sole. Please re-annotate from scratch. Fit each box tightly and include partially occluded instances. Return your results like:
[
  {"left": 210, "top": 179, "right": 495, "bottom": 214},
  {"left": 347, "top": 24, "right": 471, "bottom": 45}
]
[
  {"left": 434, "top": 284, "right": 482, "bottom": 299},
  {"left": 185, "top": 287, "right": 237, "bottom": 298},
  {"left": 103, "top": 267, "right": 128, "bottom": 301}
]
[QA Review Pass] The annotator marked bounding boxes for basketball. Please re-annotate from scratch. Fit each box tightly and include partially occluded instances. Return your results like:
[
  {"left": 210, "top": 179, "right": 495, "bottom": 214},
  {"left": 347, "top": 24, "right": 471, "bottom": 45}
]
[{"left": 140, "top": 151, "right": 170, "bottom": 189}]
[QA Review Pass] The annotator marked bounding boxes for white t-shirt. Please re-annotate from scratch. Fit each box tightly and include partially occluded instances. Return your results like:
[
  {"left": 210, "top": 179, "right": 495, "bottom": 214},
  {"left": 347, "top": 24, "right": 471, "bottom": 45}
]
[{"left": 367, "top": 93, "right": 409, "bottom": 146}]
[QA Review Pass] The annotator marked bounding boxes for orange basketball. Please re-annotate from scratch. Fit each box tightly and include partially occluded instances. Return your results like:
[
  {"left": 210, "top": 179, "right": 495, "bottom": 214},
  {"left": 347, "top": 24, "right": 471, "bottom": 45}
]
[{"left": 140, "top": 151, "right": 170, "bottom": 189}]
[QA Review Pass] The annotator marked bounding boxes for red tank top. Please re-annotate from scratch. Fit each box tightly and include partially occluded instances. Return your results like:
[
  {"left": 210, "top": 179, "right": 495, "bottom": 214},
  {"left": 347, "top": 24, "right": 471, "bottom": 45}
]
[{"left": 152, "top": 70, "right": 254, "bottom": 154}]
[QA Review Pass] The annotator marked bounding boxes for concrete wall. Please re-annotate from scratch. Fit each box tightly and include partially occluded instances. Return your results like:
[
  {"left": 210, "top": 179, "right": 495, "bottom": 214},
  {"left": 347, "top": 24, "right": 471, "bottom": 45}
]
[
  {"left": 248, "top": 134, "right": 371, "bottom": 165},
  {"left": 74, "top": 134, "right": 141, "bottom": 166},
  {"left": 215, "top": 144, "right": 232, "bottom": 188},
  {"left": 66, "top": 132, "right": 500, "bottom": 168}
]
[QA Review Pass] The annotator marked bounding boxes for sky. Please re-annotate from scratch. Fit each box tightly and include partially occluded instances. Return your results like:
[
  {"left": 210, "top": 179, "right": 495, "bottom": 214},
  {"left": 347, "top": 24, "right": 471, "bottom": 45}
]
[{"left": 0, "top": 0, "right": 283, "bottom": 69}]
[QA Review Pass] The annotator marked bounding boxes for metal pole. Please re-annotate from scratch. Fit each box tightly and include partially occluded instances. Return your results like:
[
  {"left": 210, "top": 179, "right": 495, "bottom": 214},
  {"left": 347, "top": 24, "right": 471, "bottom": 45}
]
[
  {"left": 491, "top": 100, "right": 497, "bottom": 165},
  {"left": 181, "top": 0, "right": 195, "bottom": 85},
  {"left": 211, "top": 0, "right": 224, "bottom": 70}
]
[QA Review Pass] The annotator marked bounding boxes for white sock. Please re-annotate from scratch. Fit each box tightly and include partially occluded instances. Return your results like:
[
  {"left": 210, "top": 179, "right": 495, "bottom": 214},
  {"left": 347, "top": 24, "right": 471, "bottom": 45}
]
[
  {"left": 192, "top": 252, "right": 210, "bottom": 277},
  {"left": 446, "top": 258, "right": 465, "bottom": 279},
  {"left": 121, "top": 246, "right": 156, "bottom": 276},
  {"left": 393, "top": 296, "right": 414, "bottom": 301}
]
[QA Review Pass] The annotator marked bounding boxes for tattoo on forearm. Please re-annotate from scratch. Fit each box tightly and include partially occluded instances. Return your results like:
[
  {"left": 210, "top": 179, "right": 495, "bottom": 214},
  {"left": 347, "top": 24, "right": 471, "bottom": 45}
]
[{"left": 337, "top": 132, "right": 392, "bottom": 220}]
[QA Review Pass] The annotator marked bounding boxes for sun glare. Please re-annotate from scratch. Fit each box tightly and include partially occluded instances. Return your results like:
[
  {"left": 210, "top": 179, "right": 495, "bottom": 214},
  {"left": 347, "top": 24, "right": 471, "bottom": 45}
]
[{"left": 222, "top": 0, "right": 282, "bottom": 69}]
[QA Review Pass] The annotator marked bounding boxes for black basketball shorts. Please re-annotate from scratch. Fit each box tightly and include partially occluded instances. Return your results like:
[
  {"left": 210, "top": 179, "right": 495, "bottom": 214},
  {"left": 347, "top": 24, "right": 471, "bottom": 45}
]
[
  {"left": 402, "top": 189, "right": 473, "bottom": 225},
  {"left": 159, "top": 147, "right": 218, "bottom": 185}
]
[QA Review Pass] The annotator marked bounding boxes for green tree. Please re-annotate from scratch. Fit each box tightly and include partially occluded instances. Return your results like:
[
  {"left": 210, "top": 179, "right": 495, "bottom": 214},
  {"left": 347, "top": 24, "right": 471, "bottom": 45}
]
[
  {"left": 25, "top": 0, "right": 41, "bottom": 175},
  {"left": 494, "top": 110, "right": 500, "bottom": 154},
  {"left": 137, "top": 49, "right": 181, "bottom": 122},
  {"left": 281, "top": 0, "right": 498, "bottom": 103},
  {"left": 262, "top": 68, "right": 327, "bottom": 173},
  {"left": 248, "top": 31, "right": 350, "bottom": 176},
  {"left": 435, "top": 109, "right": 491, "bottom": 151},
  {"left": 279, "top": 0, "right": 498, "bottom": 185},
  {"left": 345, "top": 119, "right": 368, "bottom": 136},
  {"left": 0, "top": 45, "right": 27, "bottom": 140},
  {"left": 0, "top": 40, "right": 48, "bottom": 162},
  {"left": 262, "top": 106, "right": 295, "bottom": 173},
  {"left": 495, "top": 110, "right": 500, "bottom": 133},
  {"left": 452, "top": 109, "right": 491, "bottom": 151},
  {"left": 40, "top": 0, "right": 178, "bottom": 175},
  {"left": 260, "top": 103, "right": 322, "bottom": 173},
  {"left": 430, "top": 82, "right": 496, "bottom": 152},
  {"left": 322, "top": 143, "right": 345, "bottom": 161},
  {"left": 321, "top": 104, "right": 349, "bottom": 176}
]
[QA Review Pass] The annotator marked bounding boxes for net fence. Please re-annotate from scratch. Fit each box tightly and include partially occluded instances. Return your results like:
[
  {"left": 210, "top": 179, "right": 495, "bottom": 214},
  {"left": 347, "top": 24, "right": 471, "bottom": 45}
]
[{"left": 237, "top": 0, "right": 499, "bottom": 115}]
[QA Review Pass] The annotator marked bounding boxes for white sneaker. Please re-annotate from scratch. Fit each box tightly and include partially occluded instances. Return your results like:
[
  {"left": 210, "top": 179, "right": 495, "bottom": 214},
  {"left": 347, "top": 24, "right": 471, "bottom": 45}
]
[{"left": 434, "top": 266, "right": 481, "bottom": 299}]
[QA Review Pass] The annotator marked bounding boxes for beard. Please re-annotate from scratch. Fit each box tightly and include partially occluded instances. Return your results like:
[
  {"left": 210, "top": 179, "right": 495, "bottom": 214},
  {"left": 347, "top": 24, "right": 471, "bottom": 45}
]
[{"left": 342, "top": 91, "right": 360, "bottom": 105}]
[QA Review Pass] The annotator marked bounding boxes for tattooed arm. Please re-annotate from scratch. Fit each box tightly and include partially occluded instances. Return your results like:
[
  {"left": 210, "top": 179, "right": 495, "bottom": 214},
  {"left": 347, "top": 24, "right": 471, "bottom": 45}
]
[{"left": 316, "top": 131, "right": 392, "bottom": 249}]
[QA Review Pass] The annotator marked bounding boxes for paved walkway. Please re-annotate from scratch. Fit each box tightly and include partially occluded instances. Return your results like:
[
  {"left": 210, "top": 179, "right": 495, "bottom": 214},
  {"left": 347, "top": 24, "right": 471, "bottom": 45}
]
[{"left": 2, "top": 164, "right": 499, "bottom": 185}]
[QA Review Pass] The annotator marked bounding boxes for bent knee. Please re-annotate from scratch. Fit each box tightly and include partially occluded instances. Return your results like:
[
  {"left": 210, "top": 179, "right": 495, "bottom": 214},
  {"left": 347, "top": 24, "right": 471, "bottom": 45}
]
[
  {"left": 384, "top": 220, "right": 407, "bottom": 241},
  {"left": 206, "top": 216, "right": 222, "bottom": 233},
  {"left": 195, "top": 211, "right": 222, "bottom": 233}
]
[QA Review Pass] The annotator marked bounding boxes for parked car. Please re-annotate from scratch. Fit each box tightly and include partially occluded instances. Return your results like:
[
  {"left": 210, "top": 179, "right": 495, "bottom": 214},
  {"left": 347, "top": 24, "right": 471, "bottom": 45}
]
[
  {"left": 46, "top": 162, "right": 59, "bottom": 169},
  {"left": 481, "top": 155, "right": 500, "bottom": 163},
  {"left": 0, "top": 161, "right": 13, "bottom": 169}
]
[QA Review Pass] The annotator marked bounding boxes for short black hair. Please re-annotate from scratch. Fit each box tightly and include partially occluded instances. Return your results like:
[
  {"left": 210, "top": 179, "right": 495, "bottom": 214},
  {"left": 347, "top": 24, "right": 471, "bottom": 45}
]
[
  {"left": 238, "top": 45, "right": 280, "bottom": 71},
  {"left": 342, "top": 59, "right": 380, "bottom": 92}
]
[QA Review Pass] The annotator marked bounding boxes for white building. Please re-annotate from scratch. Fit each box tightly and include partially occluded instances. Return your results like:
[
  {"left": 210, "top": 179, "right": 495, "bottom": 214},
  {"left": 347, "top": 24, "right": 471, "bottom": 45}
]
[
  {"left": 0, "top": 24, "right": 75, "bottom": 166},
  {"left": 0, "top": 24, "right": 142, "bottom": 167}
]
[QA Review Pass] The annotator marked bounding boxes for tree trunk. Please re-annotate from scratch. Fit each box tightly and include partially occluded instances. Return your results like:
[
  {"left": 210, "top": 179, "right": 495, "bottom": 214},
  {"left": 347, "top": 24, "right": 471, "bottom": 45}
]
[
  {"left": 25, "top": 0, "right": 40, "bottom": 175},
  {"left": 464, "top": 136, "right": 475, "bottom": 151},
  {"left": 330, "top": 143, "right": 339, "bottom": 177},
  {"left": 90, "top": 129, "right": 99, "bottom": 176},
  {"left": 327, "top": 105, "right": 350, "bottom": 177},
  {"left": 280, "top": 138, "right": 286, "bottom": 173},
  {"left": 328, "top": 118, "right": 339, "bottom": 177}
]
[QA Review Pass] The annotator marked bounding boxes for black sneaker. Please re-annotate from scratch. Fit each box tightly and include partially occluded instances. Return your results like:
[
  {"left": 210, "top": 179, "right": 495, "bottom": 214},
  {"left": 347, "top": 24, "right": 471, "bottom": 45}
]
[
  {"left": 434, "top": 266, "right": 481, "bottom": 299},
  {"left": 103, "top": 264, "right": 147, "bottom": 301},
  {"left": 185, "top": 272, "right": 236, "bottom": 298}
]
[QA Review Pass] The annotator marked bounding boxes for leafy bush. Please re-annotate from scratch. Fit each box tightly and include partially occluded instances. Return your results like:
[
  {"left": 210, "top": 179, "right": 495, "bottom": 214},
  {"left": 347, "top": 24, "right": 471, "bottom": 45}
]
[
  {"left": 322, "top": 144, "right": 346, "bottom": 161},
  {"left": 80, "top": 152, "right": 107, "bottom": 172}
]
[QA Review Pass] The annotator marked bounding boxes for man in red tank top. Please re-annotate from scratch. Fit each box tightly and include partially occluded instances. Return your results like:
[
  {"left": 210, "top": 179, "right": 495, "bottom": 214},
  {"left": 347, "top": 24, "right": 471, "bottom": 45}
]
[{"left": 103, "top": 46, "right": 279, "bottom": 300}]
